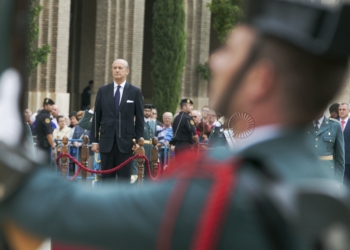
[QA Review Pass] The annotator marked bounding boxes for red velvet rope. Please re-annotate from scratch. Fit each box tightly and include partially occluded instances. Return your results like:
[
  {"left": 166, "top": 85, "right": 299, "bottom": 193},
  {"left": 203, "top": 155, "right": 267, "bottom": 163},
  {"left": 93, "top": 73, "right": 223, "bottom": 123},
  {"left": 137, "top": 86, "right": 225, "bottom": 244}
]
[{"left": 56, "top": 153, "right": 161, "bottom": 181}]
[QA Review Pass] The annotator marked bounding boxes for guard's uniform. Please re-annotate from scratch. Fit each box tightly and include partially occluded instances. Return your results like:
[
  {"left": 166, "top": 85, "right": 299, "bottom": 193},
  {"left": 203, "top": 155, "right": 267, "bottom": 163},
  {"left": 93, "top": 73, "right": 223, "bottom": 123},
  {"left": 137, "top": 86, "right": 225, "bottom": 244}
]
[
  {"left": 36, "top": 109, "right": 53, "bottom": 153},
  {"left": 172, "top": 111, "right": 197, "bottom": 154},
  {"left": 307, "top": 116, "right": 345, "bottom": 182}
]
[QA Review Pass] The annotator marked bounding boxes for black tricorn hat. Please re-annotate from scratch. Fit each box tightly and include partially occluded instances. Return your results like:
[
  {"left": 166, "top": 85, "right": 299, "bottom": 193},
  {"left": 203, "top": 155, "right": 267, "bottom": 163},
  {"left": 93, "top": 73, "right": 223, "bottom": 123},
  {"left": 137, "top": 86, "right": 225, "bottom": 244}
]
[
  {"left": 43, "top": 98, "right": 55, "bottom": 105},
  {"left": 180, "top": 98, "right": 193, "bottom": 105},
  {"left": 246, "top": 0, "right": 350, "bottom": 59}
]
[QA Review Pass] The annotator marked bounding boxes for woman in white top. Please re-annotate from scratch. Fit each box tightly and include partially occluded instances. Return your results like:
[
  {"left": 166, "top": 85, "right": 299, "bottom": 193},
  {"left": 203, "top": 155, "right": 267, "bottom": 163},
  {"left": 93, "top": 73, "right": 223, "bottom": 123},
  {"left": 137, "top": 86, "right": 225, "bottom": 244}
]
[{"left": 53, "top": 116, "right": 72, "bottom": 152}]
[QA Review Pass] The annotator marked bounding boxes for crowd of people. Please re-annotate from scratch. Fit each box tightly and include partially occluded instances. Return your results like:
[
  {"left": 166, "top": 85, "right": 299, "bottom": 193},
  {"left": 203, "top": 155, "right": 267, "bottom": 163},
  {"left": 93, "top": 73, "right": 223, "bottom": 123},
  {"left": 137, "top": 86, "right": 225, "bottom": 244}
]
[
  {"left": 23, "top": 94, "right": 226, "bottom": 175},
  {"left": 3, "top": 0, "right": 350, "bottom": 249},
  {"left": 24, "top": 92, "right": 350, "bottom": 187}
]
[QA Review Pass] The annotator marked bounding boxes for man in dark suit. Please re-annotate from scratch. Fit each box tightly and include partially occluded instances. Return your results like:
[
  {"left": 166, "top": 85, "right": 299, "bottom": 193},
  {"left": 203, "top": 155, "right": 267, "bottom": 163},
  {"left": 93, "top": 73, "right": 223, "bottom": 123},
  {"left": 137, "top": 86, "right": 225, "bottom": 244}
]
[
  {"left": 339, "top": 103, "right": 350, "bottom": 183},
  {"left": 90, "top": 59, "right": 144, "bottom": 181}
]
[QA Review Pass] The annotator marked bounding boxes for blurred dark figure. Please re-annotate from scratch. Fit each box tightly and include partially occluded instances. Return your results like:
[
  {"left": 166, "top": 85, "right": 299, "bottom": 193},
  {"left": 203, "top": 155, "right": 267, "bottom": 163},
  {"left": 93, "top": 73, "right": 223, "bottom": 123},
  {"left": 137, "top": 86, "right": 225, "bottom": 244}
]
[
  {"left": 329, "top": 103, "right": 340, "bottom": 120},
  {"left": 81, "top": 80, "right": 94, "bottom": 110}
]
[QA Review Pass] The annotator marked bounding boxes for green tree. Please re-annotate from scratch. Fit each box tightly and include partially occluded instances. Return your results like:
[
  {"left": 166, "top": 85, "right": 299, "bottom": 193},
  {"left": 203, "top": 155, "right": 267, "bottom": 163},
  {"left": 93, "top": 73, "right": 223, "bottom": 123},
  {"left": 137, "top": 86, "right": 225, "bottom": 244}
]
[
  {"left": 197, "top": 0, "right": 244, "bottom": 80},
  {"left": 151, "top": 0, "right": 186, "bottom": 116},
  {"left": 28, "top": 0, "right": 50, "bottom": 74},
  {"left": 207, "top": 0, "right": 244, "bottom": 42}
]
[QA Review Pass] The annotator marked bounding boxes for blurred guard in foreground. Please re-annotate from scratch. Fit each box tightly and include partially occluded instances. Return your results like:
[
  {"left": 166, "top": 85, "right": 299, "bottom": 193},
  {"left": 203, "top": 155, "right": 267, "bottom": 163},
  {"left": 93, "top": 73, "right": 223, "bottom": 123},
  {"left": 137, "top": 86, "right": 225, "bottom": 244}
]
[{"left": 1, "top": 0, "right": 350, "bottom": 249}]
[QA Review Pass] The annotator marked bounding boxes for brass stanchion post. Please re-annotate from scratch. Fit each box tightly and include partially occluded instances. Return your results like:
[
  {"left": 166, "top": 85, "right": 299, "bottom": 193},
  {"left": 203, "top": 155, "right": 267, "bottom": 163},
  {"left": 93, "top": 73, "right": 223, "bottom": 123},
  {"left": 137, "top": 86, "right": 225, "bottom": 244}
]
[
  {"left": 151, "top": 137, "right": 159, "bottom": 177},
  {"left": 61, "top": 137, "right": 69, "bottom": 177},
  {"left": 81, "top": 136, "right": 89, "bottom": 181},
  {"left": 136, "top": 138, "right": 145, "bottom": 186}
]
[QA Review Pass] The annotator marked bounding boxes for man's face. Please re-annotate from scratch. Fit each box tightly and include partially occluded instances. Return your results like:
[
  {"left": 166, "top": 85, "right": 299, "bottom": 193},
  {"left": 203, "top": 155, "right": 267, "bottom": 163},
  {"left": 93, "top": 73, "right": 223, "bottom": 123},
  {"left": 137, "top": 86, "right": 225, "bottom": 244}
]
[
  {"left": 51, "top": 105, "right": 59, "bottom": 117},
  {"left": 163, "top": 114, "right": 173, "bottom": 126},
  {"left": 152, "top": 109, "right": 158, "bottom": 119},
  {"left": 184, "top": 104, "right": 193, "bottom": 114},
  {"left": 202, "top": 107, "right": 209, "bottom": 118},
  {"left": 339, "top": 105, "right": 349, "bottom": 119},
  {"left": 58, "top": 118, "right": 66, "bottom": 129},
  {"left": 44, "top": 104, "right": 53, "bottom": 112},
  {"left": 111, "top": 60, "right": 129, "bottom": 82},
  {"left": 144, "top": 108, "right": 152, "bottom": 118},
  {"left": 70, "top": 116, "right": 78, "bottom": 127},
  {"left": 191, "top": 112, "right": 200, "bottom": 125},
  {"left": 24, "top": 109, "right": 32, "bottom": 123},
  {"left": 209, "top": 26, "right": 256, "bottom": 114},
  {"left": 208, "top": 111, "right": 217, "bottom": 123}
]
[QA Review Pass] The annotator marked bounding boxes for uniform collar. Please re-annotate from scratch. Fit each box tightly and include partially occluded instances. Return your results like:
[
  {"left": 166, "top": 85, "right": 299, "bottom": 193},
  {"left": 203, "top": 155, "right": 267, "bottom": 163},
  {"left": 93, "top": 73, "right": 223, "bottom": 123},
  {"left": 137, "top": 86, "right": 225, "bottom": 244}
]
[
  {"left": 232, "top": 124, "right": 282, "bottom": 152},
  {"left": 316, "top": 116, "right": 325, "bottom": 126}
]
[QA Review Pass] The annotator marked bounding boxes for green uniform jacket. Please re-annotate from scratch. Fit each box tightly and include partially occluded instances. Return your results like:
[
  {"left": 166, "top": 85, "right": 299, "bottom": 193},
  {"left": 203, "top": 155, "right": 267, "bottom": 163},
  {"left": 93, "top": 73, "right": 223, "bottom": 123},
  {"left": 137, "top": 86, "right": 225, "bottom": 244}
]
[
  {"left": 307, "top": 116, "right": 345, "bottom": 182},
  {"left": 78, "top": 111, "right": 93, "bottom": 131},
  {"left": 132, "top": 120, "right": 157, "bottom": 175},
  {"left": 1, "top": 130, "right": 331, "bottom": 249}
]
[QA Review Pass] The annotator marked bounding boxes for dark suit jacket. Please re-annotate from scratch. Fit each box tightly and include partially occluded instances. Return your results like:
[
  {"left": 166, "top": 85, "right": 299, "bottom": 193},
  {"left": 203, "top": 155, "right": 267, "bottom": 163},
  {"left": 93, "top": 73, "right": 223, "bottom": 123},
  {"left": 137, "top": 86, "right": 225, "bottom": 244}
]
[
  {"left": 90, "top": 82, "right": 144, "bottom": 154},
  {"left": 343, "top": 119, "right": 350, "bottom": 164}
]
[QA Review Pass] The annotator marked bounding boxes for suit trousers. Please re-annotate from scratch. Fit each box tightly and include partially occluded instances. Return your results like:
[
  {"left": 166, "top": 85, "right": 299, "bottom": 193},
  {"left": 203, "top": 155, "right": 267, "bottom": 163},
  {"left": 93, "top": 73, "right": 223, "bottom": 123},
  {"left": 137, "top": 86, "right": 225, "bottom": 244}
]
[
  {"left": 345, "top": 164, "right": 350, "bottom": 184},
  {"left": 100, "top": 138, "right": 132, "bottom": 182}
]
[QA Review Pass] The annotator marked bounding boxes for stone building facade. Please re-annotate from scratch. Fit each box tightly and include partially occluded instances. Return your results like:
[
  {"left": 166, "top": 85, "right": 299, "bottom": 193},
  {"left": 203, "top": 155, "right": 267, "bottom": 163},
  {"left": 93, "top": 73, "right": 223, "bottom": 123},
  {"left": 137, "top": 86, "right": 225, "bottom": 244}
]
[
  {"left": 27, "top": 0, "right": 349, "bottom": 116},
  {"left": 27, "top": 0, "right": 212, "bottom": 114}
]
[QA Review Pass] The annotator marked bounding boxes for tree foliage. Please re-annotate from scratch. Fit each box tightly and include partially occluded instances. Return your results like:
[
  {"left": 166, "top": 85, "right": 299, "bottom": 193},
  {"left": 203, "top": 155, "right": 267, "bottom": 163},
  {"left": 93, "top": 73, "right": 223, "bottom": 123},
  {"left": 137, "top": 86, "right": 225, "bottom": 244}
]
[
  {"left": 28, "top": 0, "right": 50, "bottom": 74},
  {"left": 151, "top": 0, "right": 186, "bottom": 116},
  {"left": 197, "top": 0, "right": 244, "bottom": 81},
  {"left": 207, "top": 0, "right": 244, "bottom": 42}
]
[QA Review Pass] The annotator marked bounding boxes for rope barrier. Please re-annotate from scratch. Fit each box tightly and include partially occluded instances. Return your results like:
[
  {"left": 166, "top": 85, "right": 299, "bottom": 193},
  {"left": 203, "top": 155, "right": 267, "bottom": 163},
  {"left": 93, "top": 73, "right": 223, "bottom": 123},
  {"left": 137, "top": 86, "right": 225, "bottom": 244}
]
[{"left": 56, "top": 153, "right": 162, "bottom": 181}]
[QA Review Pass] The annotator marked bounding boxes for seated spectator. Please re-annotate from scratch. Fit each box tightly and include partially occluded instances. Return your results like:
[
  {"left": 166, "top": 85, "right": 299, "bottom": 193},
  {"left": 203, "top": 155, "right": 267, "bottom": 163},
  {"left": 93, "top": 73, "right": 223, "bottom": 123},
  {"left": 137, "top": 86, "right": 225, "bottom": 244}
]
[
  {"left": 207, "top": 109, "right": 217, "bottom": 129},
  {"left": 53, "top": 116, "right": 72, "bottom": 153},
  {"left": 191, "top": 110, "right": 202, "bottom": 137},
  {"left": 63, "top": 114, "right": 70, "bottom": 127},
  {"left": 157, "top": 112, "right": 173, "bottom": 168},
  {"left": 201, "top": 106, "right": 209, "bottom": 123}
]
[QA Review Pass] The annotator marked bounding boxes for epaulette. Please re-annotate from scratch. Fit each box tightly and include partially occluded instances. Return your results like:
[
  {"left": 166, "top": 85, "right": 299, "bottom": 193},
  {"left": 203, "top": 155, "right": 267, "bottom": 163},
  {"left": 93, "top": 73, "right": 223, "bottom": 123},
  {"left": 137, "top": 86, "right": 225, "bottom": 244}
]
[{"left": 329, "top": 118, "right": 340, "bottom": 123}]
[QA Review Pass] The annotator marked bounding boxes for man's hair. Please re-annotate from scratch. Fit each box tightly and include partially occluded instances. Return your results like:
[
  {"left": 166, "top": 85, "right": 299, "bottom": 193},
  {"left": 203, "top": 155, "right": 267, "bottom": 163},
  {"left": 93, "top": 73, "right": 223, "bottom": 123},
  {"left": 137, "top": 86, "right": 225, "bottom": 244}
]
[
  {"left": 69, "top": 112, "right": 77, "bottom": 119},
  {"left": 163, "top": 112, "right": 173, "bottom": 118},
  {"left": 256, "top": 35, "right": 348, "bottom": 124},
  {"left": 340, "top": 103, "right": 350, "bottom": 110},
  {"left": 201, "top": 105, "right": 209, "bottom": 110},
  {"left": 329, "top": 103, "right": 340, "bottom": 114},
  {"left": 112, "top": 59, "right": 129, "bottom": 69},
  {"left": 56, "top": 115, "right": 64, "bottom": 123},
  {"left": 89, "top": 80, "right": 94, "bottom": 85},
  {"left": 191, "top": 110, "right": 201, "bottom": 117}
]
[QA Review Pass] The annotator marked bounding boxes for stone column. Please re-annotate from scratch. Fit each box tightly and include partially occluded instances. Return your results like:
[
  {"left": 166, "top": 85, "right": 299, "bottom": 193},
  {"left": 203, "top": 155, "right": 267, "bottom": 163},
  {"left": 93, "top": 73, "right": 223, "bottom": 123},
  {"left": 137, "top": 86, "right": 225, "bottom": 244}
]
[
  {"left": 91, "top": 0, "right": 146, "bottom": 106},
  {"left": 181, "top": 0, "right": 211, "bottom": 110},
  {"left": 27, "top": 0, "right": 71, "bottom": 114}
]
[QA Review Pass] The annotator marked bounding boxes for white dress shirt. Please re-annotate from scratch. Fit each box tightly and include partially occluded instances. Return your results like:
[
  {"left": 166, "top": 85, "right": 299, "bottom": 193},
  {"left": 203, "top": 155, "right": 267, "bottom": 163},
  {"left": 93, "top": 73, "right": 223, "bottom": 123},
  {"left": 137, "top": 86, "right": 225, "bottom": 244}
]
[
  {"left": 114, "top": 81, "right": 126, "bottom": 104},
  {"left": 314, "top": 116, "right": 325, "bottom": 129}
]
